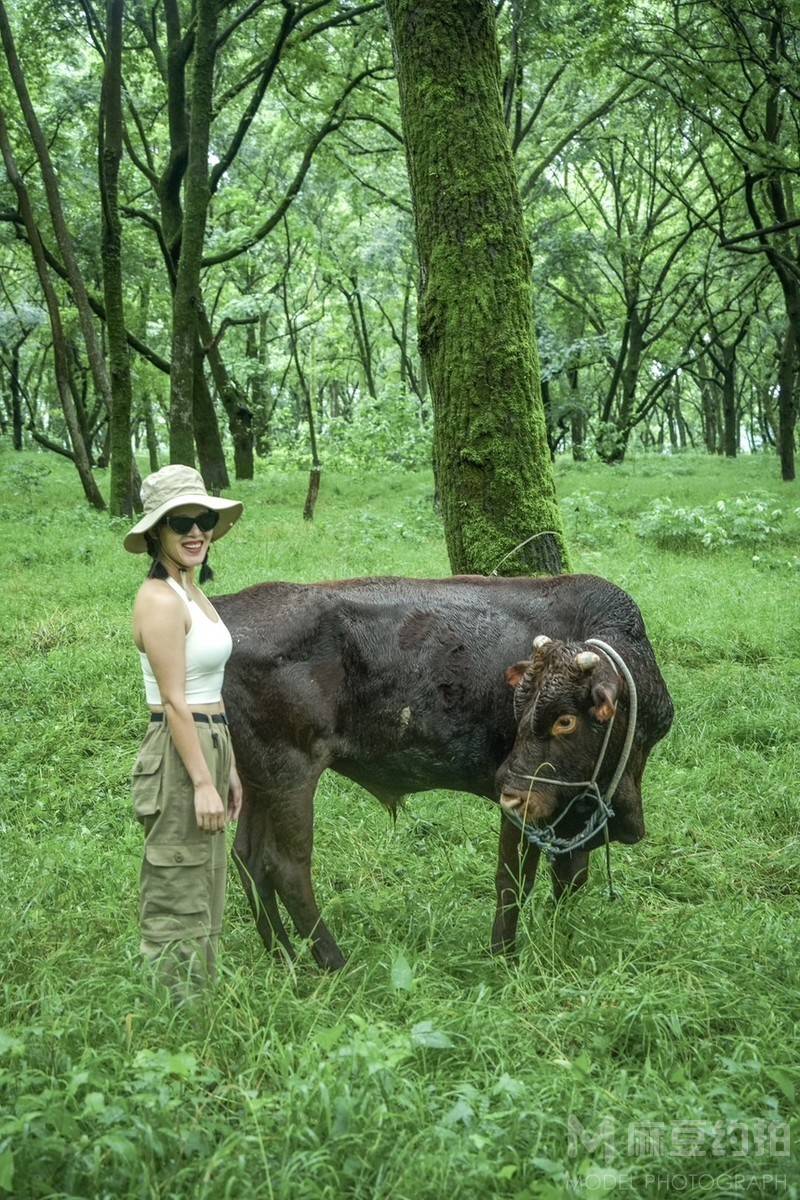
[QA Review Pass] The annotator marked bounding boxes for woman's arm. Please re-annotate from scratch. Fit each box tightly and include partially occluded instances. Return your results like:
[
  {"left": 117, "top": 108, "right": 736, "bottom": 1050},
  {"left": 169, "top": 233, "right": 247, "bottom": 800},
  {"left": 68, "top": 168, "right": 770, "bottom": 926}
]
[{"left": 137, "top": 585, "right": 226, "bottom": 833}]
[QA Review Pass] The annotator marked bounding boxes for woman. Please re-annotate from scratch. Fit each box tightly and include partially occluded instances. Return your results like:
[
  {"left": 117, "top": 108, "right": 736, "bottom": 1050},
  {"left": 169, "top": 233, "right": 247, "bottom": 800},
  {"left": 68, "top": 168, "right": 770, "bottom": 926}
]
[{"left": 124, "top": 464, "right": 244, "bottom": 998}]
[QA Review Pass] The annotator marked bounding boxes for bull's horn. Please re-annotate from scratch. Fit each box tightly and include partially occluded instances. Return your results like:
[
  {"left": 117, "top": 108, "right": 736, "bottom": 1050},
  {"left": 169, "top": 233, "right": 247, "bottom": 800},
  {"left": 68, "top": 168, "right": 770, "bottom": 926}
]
[
  {"left": 533, "top": 635, "right": 551, "bottom": 650},
  {"left": 575, "top": 651, "right": 600, "bottom": 671}
]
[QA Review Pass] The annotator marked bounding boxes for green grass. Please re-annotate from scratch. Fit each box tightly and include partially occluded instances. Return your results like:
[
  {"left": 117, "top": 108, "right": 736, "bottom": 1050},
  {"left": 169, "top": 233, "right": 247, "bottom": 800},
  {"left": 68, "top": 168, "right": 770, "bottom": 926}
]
[{"left": 1, "top": 447, "right": 798, "bottom": 1199}]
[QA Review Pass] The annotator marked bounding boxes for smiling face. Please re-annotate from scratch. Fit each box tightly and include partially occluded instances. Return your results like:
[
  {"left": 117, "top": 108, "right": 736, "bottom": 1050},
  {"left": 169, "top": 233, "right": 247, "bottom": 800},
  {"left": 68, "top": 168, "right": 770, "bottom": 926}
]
[
  {"left": 496, "top": 638, "right": 645, "bottom": 845},
  {"left": 156, "top": 504, "right": 215, "bottom": 572}
]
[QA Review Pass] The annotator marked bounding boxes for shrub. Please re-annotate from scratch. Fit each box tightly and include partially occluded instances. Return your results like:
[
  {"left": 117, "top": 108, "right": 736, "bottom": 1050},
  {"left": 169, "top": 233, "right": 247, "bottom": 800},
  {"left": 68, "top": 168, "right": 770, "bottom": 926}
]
[
  {"left": 559, "top": 490, "right": 621, "bottom": 546},
  {"left": 269, "top": 387, "right": 432, "bottom": 473},
  {"left": 637, "top": 495, "right": 786, "bottom": 551}
]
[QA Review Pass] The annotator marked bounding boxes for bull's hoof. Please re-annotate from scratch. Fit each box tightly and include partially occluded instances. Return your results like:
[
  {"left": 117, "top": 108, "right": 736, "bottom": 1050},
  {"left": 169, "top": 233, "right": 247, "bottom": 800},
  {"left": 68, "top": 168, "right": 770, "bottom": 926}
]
[
  {"left": 489, "top": 937, "right": 518, "bottom": 960},
  {"left": 313, "top": 945, "right": 348, "bottom": 972}
]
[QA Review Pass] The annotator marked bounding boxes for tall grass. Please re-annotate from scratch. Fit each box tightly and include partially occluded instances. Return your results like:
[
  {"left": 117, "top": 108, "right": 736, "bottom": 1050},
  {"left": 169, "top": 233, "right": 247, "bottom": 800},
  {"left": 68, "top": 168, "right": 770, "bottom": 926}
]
[{"left": 1, "top": 448, "right": 798, "bottom": 1199}]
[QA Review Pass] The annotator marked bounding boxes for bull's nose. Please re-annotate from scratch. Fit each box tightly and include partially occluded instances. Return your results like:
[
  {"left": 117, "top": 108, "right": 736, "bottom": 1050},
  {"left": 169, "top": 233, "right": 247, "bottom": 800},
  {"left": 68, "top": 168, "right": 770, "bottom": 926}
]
[
  {"left": 500, "top": 788, "right": 528, "bottom": 807},
  {"left": 500, "top": 789, "right": 557, "bottom": 825}
]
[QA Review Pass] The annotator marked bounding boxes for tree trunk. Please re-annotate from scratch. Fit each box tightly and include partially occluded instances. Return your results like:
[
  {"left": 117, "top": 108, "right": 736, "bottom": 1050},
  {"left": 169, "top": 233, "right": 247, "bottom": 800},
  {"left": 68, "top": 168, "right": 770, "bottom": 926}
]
[
  {"left": 0, "top": 107, "right": 104, "bottom": 508},
  {"left": 303, "top": 463, "right": 321, "bottom": 521},
  {"left": 98, "top": 419, "right": 112, "bottom": 470},
  {"left": 0, "top": 368, "right": 7, "bottom": 434},
  {"left": 70, "top": 342, "right": 93, "bottom": 450},
  {"left": 665, "top": 397, "right": 678, "bottom": 453},
  {"left": 142, "top": 394, "right": 160, "bottom": 472},
  {"left": 673, "top": 379, "right": 689, "bottom": 449},
  {"left": 600, "top": 313, "right": 642, "bottom": 464},
  {"left": 192, "top": 349, "right": 230, "bottom": 493},
  {"left": 541, "top": 377, "right": 556, "bottom": 459},
  {"left": 777, "top": 321, "right": 797, "bottom": 482},
  {"left": 342, "top": 279, "right": 378, "bottom": 400},
  {"left": 249, "top": 310, "right": 276, "bottom": 457},
  {"left": 400, "top": 273, "right": 411, "bottom": 387},
  {"left": 567, "top": 365, "right": 586, "bottom": 461},
  {"left": 168, "top": 0, "right": 218, "bottom": 465},
  {"left": 386, "top": 0, "right": 568, "bottom": 575},
  {"left": 10, "top": 341, "right": 23, "bottom": 449},
  {"left": 760, "top": 382, "right": 776, "bottom": 448},
  {"left": 720, "top": 344, "right": 738, "bottom": 458},
  {"left": 570, "top": 408, "right": 586, "bottom": 460},
  {"left": 291, "top": 337, "right": 322, "bottom": 520},
  {"left": 198, "top": 306, "right": 254, "bottom": 479},
  {"left": 700, "top": 381, "right": 716, "bottom": 453},
  {"left": 0, "top": 2, "right": 114, "bottom": 430},
  {"left": 100, "top": 0, "right": 136, "bottom": 515}
]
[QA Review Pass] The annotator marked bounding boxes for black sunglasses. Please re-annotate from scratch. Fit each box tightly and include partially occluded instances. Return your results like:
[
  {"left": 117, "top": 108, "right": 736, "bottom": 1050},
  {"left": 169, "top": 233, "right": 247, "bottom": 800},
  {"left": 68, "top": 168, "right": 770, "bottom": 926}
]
[{"left": 163, "top": 509, "right": 220, "bottom": 535}]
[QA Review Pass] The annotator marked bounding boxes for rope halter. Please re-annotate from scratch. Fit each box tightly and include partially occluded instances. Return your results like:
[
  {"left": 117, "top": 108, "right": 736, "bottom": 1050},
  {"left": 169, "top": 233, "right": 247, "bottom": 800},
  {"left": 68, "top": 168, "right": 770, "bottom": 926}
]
[{"left": 502, "top": 638, "right": 639, "bottom": 863}]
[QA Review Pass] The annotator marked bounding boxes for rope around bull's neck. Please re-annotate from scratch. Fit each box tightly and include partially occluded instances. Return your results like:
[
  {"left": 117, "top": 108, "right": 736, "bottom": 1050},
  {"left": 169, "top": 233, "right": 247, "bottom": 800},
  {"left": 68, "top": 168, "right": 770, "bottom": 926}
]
[
  {"left": 503, "top": 638, "right": 639, "bottom": 899},
  {"left": 586, "top": 639, "right": 638, "bottom": 809},
  {"left": 587, "top": 639, "right": 639, "bottom": 901}
]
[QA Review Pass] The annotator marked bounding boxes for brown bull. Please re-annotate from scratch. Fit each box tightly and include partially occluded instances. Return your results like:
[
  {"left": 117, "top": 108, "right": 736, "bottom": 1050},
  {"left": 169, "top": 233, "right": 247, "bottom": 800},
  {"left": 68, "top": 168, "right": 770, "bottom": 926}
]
[{"left": 214, "top": 573, "right": 674, "bottom": 969}]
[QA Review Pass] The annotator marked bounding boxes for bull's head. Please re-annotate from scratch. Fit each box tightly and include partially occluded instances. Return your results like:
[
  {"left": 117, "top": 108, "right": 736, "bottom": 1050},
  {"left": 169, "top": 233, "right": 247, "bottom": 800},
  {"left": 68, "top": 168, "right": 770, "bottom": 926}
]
[{"left": 496, "top": 635, "right": 645, "bottom": 848}]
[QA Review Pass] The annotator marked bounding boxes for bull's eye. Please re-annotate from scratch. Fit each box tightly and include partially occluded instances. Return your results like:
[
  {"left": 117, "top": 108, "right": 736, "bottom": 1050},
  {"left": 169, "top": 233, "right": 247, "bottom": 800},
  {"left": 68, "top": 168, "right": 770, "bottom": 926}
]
[{"left": 551, "top": 714, "right": 578, "bottom": 736}]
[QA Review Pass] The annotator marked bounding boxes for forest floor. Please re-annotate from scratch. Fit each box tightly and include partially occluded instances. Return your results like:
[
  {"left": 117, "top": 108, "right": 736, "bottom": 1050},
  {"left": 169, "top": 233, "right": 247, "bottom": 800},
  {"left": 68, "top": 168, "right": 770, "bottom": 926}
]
[{"left": 1, "top": 448, "right": 799, "bottom": 1200}]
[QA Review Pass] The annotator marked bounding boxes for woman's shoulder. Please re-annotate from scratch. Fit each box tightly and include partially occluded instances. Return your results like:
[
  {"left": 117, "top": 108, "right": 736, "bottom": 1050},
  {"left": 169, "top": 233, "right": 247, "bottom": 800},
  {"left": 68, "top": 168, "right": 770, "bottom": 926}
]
[{"left": 134, "top": 577, "right": 184, "bottom": 613}]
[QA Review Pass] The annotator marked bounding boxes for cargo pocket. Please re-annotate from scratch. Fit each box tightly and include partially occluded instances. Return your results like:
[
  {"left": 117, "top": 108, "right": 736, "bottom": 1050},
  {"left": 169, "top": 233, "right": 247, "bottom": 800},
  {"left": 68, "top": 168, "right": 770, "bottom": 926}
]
[
  {"left": 132, "top": 752, "right": 163, "bottom": 821},
  {"left": 140, "top": 840, "right": 211, "bottom": 942}
]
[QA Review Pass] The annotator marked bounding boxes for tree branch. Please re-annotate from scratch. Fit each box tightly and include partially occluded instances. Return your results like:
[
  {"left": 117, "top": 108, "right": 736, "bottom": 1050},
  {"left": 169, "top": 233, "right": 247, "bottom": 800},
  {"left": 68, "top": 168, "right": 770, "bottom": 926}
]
[
  {"left": 518, "top": 73, "right": 649, "bottom": 199},
  {"left": 203, "top": 70, "right": 377, "bottom": 267}
]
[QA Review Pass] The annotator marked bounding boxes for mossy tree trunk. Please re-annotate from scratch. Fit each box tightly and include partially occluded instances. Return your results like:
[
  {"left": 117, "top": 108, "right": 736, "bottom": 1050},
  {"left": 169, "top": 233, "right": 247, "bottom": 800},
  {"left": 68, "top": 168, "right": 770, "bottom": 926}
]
[{"left": 385, "top": 0, "right": 568, "bottom": 575}]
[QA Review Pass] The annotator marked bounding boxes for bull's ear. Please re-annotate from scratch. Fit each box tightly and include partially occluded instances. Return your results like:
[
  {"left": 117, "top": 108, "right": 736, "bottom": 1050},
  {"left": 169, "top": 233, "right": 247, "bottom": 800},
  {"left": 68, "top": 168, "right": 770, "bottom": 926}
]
[
  {"left": 505, "top": 661, "right": 531, "bottom": 689},
  {"left": 591, "top": 681, "right": 618, "bottom": 723}
]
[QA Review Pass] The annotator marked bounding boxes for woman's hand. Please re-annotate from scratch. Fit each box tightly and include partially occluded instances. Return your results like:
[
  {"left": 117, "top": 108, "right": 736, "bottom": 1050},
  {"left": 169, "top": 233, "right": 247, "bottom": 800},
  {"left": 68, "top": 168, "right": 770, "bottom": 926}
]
[
  {"left": 194, "top": 782, "right": 227, "bottom": 832},
  {"left": 228, "top": 764, "right": 243, "bottom": 824}
]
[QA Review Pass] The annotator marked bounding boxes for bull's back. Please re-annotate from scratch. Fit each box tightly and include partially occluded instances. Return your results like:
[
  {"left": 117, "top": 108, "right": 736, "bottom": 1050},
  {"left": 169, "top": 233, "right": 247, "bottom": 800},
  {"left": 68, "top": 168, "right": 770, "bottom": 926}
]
[
  {"left": 214, "top": 575, "right": 670, "bottom": 783},
  {"left": 214, "top": 572, "right": 646, "bottom": 666}
]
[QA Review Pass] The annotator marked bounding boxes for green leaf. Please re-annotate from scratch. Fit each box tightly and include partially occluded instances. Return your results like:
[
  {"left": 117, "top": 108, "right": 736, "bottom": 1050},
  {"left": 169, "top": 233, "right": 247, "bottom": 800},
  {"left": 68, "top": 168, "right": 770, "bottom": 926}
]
[
  {"left": 0, "top": 1033, "right": 23, "bottom": 1059},
  {"left": 410, "top": 1021, "right": 454, "bottom": 1049},
  {"left": 580, "top": 1166, "right": 625, "bottom": 1195},
  {"left": 530, "top": 1157, "right": 567, "bottom": 1178},
  {"left": 764, "top": 1067, "right": 796, "bottom": 1104},
  {"left": 316, "top": 1024, "right": 346, "bottom": 1051},
  {"left": 391, "top": 952, "right": 413, "bottom": 992},
  {"left": 571, "top": 1051, "right": 593, "bottom": 1076},
  {"left": 99, "top": 1133, "right": 138, "bottom": 1162},
  {"left": 443, "top": 1098, "right": 474, "bottom": 1127},
  {"left": 165, "top": 1052, "right": 197, "bottom": 1078},
  {"left": 0, "top": 1149, "right": 14, "bottom": 1193}
]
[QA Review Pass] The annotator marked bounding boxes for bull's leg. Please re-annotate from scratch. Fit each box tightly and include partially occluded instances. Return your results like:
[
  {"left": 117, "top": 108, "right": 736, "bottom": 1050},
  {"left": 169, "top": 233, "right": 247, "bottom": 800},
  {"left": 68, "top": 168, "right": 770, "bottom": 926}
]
[
  {"left": 232, "top": 784, "right": 294, "bottom": 958},
  {"left": 490, "top": 817, "right": 541, "bottom": 957},
  {"left": 268, "top": 783, "right": 348, "bottom": 972},
  {"left": 550, "top": 849, "right": 591, "bottom": 900}
]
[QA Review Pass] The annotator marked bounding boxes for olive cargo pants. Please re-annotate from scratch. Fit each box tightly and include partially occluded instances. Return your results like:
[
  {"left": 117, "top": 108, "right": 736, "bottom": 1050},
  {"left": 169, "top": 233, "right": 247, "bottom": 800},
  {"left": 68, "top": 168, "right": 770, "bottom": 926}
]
[{"left": 131, "top": 718, "right": 232, "bottom": 996}]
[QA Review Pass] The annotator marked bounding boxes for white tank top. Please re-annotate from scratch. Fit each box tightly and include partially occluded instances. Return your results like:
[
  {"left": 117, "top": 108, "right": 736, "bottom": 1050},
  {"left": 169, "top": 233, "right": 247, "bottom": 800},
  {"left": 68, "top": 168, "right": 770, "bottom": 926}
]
[{"left": 139, "top": 576, "right": 233, "bottom": 705}]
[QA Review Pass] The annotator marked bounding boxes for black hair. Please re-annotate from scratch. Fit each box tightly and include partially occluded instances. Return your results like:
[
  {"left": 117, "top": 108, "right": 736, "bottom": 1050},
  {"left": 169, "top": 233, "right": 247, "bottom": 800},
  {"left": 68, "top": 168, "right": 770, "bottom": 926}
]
[
  {"left": 144, "top": 525, "right": 214, "bottom": 583},
  {"left": 145, "top": 531, "right": 168, "bottom": 580}
]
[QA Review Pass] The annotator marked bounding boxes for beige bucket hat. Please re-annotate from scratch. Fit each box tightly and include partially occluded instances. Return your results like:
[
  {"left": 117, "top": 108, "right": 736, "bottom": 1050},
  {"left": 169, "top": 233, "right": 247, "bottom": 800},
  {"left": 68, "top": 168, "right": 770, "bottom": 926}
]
[{"left": 124, "top": 464, "right": 243, "bottom": 553}]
